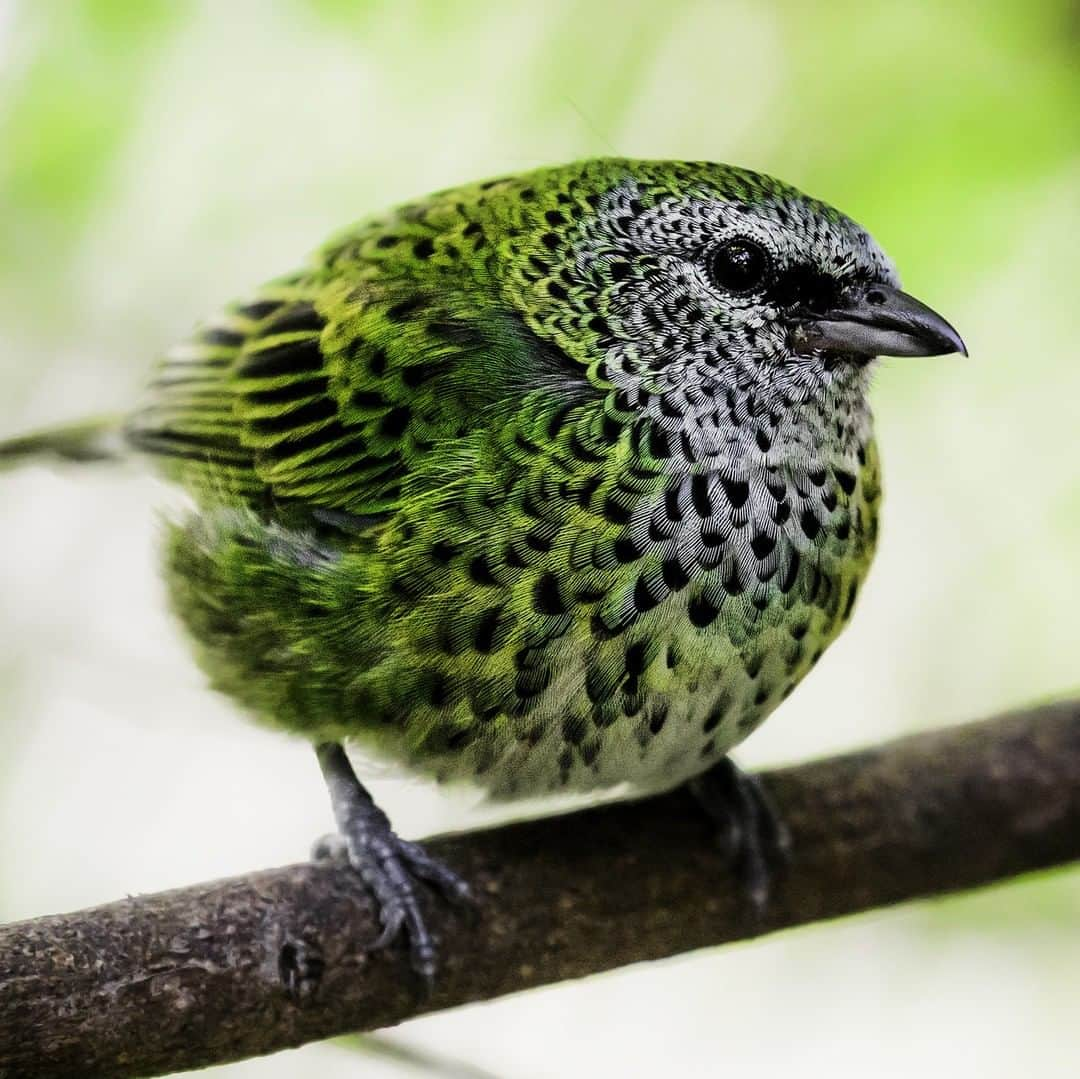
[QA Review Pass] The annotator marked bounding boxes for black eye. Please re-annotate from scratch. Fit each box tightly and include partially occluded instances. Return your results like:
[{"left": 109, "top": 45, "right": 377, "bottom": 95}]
[{"left": 707, "top": 238, "right": 770, "bottom": 294}]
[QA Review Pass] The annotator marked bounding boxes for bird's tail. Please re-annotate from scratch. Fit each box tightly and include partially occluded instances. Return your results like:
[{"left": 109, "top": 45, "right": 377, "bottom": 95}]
[{"left": 0, "top": 415, "right": 128, "bottom": 472}]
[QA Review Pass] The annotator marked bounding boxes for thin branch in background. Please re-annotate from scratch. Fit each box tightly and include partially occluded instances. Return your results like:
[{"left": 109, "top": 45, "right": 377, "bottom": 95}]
[{"left": 332, "top": 1034, "right": 502, "bottom": 1079}]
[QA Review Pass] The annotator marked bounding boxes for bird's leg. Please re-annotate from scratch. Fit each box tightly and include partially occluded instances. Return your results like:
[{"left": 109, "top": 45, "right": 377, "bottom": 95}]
[
  {"left": 313, "top": 742, "right": 472, "bottom": 987},
  {"left": 688, "top": 757, "right": 791, "bottom": 913}
]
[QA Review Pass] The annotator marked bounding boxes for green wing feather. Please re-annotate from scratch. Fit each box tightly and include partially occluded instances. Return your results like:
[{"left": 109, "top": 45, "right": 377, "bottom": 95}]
[
  {"left": 126, "top": 166, "right": 620, "bottom": 522},
  {"left": 127, "top": 254, "right": 490, "bottom": 517}
]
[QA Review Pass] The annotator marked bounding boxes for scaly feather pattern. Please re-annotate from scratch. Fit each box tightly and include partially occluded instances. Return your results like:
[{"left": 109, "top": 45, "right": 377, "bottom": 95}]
[{"left": 130, "top": 159, "right": 897, "bottom": 797}]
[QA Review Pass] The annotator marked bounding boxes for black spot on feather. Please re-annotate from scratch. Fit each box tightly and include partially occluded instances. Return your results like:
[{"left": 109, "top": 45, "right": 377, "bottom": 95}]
[
  {"left": 267, "top": 305, "right": 325, "bottom": 336},
  {"left": 533, "top": 573, "right": 566, "bottom": 616},
  {"left": 239, "top": 339, "right": 323, "bottom": 378}
]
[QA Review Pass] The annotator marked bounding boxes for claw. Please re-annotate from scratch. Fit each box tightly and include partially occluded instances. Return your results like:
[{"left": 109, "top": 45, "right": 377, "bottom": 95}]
[
  {"left": 371, "top": 906, "right": 406, "bottom": 953},
  {"left": 339, "top": 826, "right": 466, "bottom": 981},
  {"left": 398, "top": 839, "right": 476, "bottom": 906},
  {"left": 315, "top": 742, "right": 472, "bottom": 985},
  {"left": 689, "top": 758, "right": 790, "bottom": 913},
  {"left": 311, "top": 832, "right": 348, "bottom": 863}
]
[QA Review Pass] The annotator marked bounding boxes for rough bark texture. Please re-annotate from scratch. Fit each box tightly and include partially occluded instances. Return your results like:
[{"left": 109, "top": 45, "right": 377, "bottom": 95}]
[{"left": 2, "top": 699, "right": 1079, "bottom": 1078}]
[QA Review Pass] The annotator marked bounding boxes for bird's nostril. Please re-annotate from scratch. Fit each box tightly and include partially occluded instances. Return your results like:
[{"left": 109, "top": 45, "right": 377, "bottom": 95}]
[{"left": 866, "top": 288, "right": 886, "bottom": 306}]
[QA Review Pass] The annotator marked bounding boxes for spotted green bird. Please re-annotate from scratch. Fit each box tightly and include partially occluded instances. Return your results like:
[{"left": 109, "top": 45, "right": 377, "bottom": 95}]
[{"left": 2, "top": 158, "right": 965, "bottom": 982}]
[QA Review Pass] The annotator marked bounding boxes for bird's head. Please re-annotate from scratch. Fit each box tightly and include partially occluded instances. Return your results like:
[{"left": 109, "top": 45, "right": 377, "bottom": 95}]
[{"left": 491, "top": 158, "right": 965, "bottom": 465}]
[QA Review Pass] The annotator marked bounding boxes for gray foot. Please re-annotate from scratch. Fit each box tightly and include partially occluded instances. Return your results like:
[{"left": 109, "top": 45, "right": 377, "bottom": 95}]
[
  {"left": 314, "top": 743, "right": 473, "bottom": 987},
  {"left": 689, "top": 757, "right": 791, "bottom": 912}
]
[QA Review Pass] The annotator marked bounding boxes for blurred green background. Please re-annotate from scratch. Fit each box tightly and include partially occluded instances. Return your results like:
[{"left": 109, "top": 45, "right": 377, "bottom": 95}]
[{"left": 1, "top": 1, "right": 1078, "bottom": 1076}]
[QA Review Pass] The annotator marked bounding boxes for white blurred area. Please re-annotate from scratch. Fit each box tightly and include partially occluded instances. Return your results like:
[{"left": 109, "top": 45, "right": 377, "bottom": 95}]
[{"left": 1, "top": 2, "right": 1079, "bottom": 1076}]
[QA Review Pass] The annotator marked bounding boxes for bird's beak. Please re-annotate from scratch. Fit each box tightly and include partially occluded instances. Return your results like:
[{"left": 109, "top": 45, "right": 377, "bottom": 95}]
[{"left": 790, "top": 282, "right": 967, "bottom": 359}]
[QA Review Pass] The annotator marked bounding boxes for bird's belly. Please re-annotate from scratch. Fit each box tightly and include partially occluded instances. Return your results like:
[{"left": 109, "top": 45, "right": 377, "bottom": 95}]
[
  {"left": 163, "top": 469, "right": 874, "bottom": 802},
  {"left": 417, "top": 580, "right": 857, "bottom": 800}
]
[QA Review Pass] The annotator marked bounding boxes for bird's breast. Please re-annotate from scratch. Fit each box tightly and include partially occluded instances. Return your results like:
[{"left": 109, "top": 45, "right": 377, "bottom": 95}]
[{"left": 376, "top": 433, "right": 881, "bottom": 798}]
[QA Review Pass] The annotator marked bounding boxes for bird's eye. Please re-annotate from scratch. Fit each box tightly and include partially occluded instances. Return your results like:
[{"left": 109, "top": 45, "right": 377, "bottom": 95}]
[{"left": 707, "top": 238, "right": 770, "bottom": 294}]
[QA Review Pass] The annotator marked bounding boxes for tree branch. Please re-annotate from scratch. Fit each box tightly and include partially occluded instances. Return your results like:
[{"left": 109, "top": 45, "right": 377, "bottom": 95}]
[{"left": 3, "top": 699, "right": 1079, "bottom": 1078}]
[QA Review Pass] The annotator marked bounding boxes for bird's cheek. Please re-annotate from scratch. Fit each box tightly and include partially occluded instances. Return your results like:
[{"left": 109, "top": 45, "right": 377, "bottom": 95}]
[{"left": 752, "top": 314, "right": 793, "bottom": 361}]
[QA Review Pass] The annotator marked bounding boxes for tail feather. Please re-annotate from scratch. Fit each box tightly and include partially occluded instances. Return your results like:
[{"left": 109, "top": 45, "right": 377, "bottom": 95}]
[{"left": 0, "top": 416, "right": 126, "bottom": 471}]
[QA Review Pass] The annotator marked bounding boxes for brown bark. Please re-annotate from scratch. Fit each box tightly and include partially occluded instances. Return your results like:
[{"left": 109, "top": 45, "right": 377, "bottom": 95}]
[{"left": 2, "top": 699, "right": 1079, "bottom": 1078}]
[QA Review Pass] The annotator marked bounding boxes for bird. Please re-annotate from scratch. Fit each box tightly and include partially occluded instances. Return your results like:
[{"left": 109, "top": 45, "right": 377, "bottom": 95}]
[{"left": 1, "top": 157, "right": 966, "bottom": 985}]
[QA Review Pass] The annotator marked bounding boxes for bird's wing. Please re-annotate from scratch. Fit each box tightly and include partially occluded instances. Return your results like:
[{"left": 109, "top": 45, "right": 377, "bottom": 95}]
[{"left": 126, "top": 264, "right": 497, "bottom": 519}]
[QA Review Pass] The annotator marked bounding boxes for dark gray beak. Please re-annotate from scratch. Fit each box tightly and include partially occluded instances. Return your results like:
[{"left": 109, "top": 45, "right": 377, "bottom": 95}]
[{"left": 791, "top": 282, "right": 967, "bottom": 359}]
